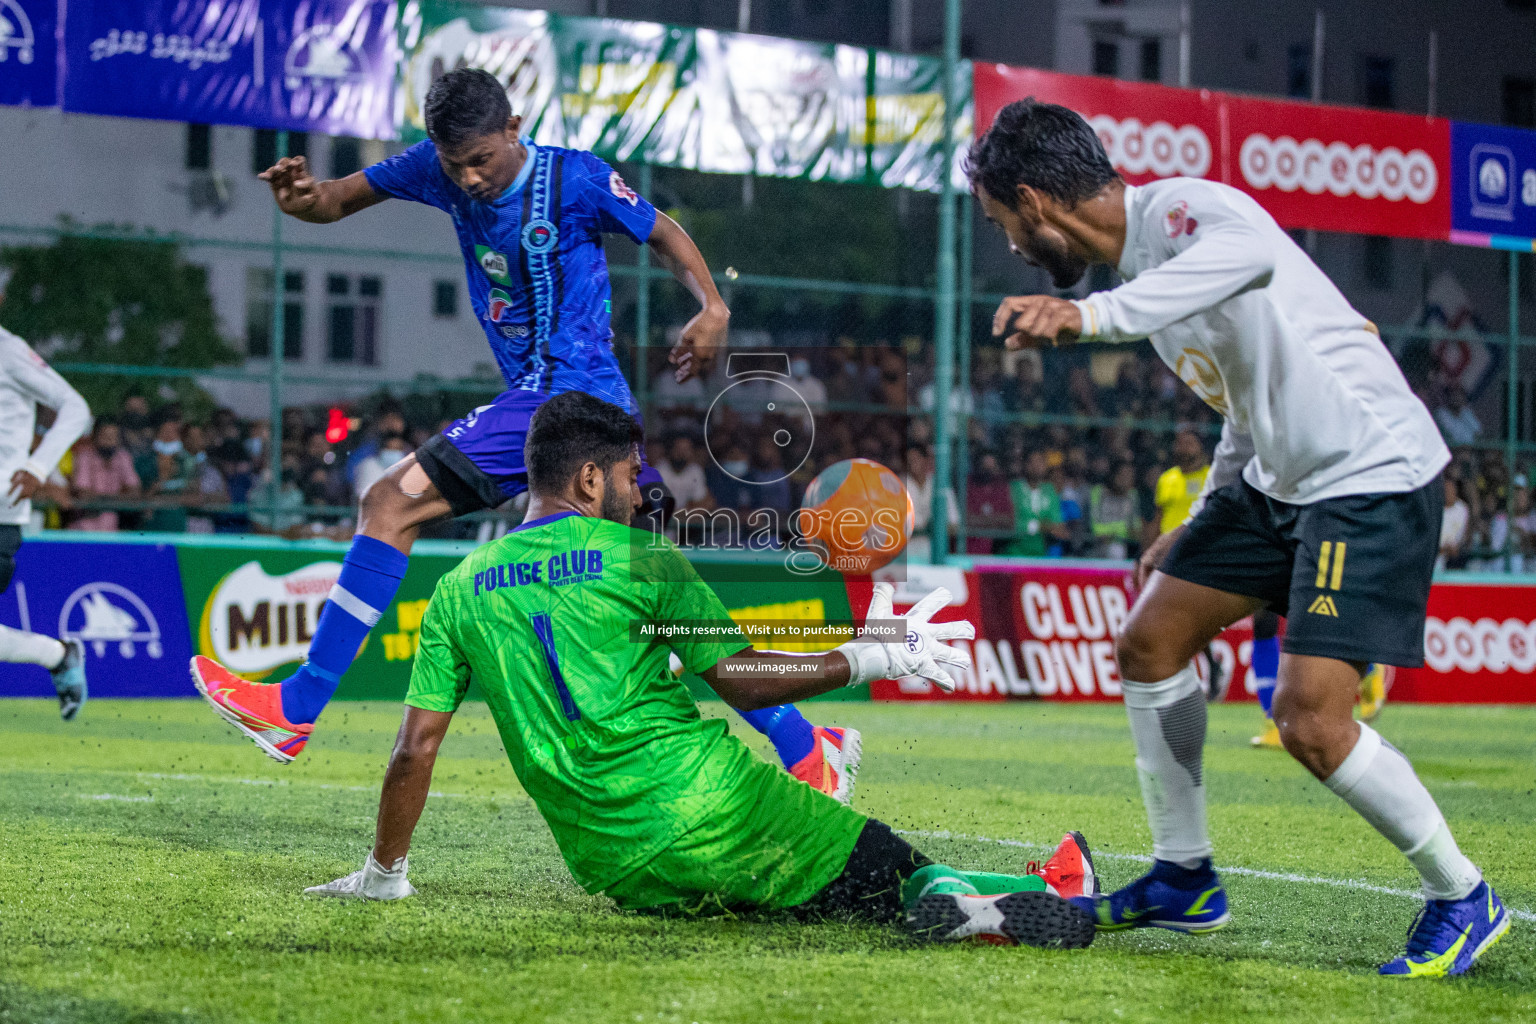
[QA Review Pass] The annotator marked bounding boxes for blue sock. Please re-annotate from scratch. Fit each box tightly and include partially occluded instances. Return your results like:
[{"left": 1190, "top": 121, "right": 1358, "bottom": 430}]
[
  {"left": 280, "top": 535, "right": 409, "bottom": 725},
  {"left": 1252, "top": 634, "right": 1280, "bottom": 717},
  {"left": 736, "top": 704, "right": 817, "bottom": 768}
]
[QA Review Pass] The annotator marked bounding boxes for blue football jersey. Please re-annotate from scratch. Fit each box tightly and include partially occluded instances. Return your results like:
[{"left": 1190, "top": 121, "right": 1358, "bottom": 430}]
[{"left": 365, "top": 140, "right": 658, "bottom": 409}]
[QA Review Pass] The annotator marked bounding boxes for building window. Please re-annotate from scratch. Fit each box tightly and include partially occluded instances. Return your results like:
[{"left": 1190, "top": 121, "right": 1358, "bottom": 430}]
[
  {"left": 1139, "top": 38, "right": 1161, "bottom": 82},
  {"left": 327, "top": 274, "right": 381, "bottom": 365},
  {"left": 1363, "top": 236, "right": 1394, "bottom": 291},
  {"left": 1504, "top": 77, "right": 1536, "bottom": 128},
  {"left": 1358, "top": 55, "right": 1395, "bottom": 109},
  {"left": 1092, "top": 40, "right": 1119, "bottom": 77},
  {"left": 331, "top": 137, "right": 363, "bottom": 179},
  {"left": 246, "top": 269, "right": 305, "bottom": 361},
  {"left": 433, "top": 280, "right": 459, "bottom": 319},
  {"left": 1286, "top": 43, "right": 1311, "bottom": 99},
  {"left": 253, "top": 129, "right": 309, "bottom": 175},
  {"left": 185, "top": 124, "right": 211, "bottom": 171}
]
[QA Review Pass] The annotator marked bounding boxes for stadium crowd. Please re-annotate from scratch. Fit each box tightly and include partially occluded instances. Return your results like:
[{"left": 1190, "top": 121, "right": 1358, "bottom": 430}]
[{"left": 26, "top": 340, "right": 1524, "bottom": 568}]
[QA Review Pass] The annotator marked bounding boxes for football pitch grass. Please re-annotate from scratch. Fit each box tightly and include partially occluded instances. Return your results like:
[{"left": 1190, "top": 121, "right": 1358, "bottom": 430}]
[{"left": 2, "top": 699, "right": 1533, "bottom": 1024}]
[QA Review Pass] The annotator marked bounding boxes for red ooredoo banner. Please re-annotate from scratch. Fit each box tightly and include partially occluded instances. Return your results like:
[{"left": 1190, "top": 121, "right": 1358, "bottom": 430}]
[{"left": 972, "top": 64, "right": 1451, "bottom": 241}]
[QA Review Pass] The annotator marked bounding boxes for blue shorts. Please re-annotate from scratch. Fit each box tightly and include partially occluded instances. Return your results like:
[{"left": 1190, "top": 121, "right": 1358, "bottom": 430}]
[{"left": 415, "top": 389, "right": 667, "bottom": 518}]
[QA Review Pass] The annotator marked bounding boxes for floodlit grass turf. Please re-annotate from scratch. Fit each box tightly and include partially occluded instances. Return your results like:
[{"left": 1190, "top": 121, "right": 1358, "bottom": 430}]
[{"left": 1, "top": 699, "right": 1533, "bottom": 1024}]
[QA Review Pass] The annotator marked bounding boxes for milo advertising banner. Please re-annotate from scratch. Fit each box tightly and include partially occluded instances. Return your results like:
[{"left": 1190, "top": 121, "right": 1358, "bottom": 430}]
[{"left": 177, "top": 541, "right": 461, "bottom": 700}]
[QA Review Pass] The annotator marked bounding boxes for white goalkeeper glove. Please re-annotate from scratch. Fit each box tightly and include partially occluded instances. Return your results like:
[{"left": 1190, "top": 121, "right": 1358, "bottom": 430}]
[
  {"left": 835, "top": 583, "right": 974, "bottom": 692},
  {"left": 304, "top": 852, "right": 418, "bottom": 900}
]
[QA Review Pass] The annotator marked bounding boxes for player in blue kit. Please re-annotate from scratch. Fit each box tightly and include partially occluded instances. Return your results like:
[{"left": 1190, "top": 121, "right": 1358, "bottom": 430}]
[{"left": 193, "top": 69, "right": 859, "bottom": 801}]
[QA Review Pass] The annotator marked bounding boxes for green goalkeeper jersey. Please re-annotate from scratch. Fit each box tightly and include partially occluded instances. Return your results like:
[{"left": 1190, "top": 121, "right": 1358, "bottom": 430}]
[{"left": 406, "top": 511, "right": 866, "bottom": 909}]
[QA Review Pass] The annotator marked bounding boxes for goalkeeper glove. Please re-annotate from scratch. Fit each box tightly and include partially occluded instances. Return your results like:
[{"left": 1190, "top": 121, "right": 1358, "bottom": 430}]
[
  {"left": 304, "top": 852, "right": 418, "bottom": 900},
  {"left": 836, "top": 583, "right": 974, "bottom": 692}
]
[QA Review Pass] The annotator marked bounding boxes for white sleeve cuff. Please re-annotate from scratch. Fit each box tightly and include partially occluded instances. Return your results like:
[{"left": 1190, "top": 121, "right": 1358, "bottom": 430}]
[{"left": 1072, "top": 298, "right": 1100, "bottom": 339}]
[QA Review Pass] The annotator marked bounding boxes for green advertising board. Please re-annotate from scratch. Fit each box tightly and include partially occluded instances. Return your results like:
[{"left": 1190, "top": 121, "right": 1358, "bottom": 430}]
[
  {"left": 155, "top": 534, "right": 861, "bottom": 703},
  {"left": 397, "top": 2, "right": 971, "bottom": 191}
]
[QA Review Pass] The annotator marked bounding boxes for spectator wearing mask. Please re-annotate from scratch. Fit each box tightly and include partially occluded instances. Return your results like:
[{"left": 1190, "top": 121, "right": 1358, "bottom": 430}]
[
  {"left": 181, "top": 423, "right": 228, "bottom": 534},
  {"left": 657, "top": 434, "right": 713, "bottom": 512},
  {"left": 706, "top": 441, "right": 755, "bottom": 513},
  {"left": 70, "top": 418, "right": 141, "bottom": 531},
  {"left": 353, "top": 432, "right": 412, "bottom": 502}
]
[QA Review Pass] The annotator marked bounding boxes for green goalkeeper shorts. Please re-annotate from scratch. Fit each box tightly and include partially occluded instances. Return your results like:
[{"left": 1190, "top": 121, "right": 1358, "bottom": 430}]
[{"left": 601, "top": 754, "right": 866, "bottom": 914}]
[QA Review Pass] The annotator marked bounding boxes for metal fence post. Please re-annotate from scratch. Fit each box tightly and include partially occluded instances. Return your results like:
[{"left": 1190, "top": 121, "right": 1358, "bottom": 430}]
[
  {"left": 929, "top": 0, "right": 961, "bottom": 565},
  {"left": 268, "top": 130, "right": 288, "bottom": 521},
  {"left": 955, "top": 191, "right": 974, "bottom": 557},
  {"left": 1508, "top": 249, "right": 1520, "bottom": 574},
  {"left": 635, "top": 162, "right": 653, "bottom": 420}
]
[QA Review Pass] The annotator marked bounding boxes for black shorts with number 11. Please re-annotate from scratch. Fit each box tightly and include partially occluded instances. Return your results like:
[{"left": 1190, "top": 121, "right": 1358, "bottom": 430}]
[{"left": 1159, "top": 476, "right": 1443, "bottom": 668}]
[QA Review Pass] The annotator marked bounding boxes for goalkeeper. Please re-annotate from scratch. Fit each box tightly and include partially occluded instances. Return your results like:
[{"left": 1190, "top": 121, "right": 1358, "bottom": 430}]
[{"left": 304, "top": 392, "right": 1096, "bottom": 947}]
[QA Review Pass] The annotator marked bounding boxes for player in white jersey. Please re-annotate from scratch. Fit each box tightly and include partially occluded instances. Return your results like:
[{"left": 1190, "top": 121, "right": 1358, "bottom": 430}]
[
  {"left": 966, "top": 99, "right": 1508, "bottom": 978},
  {"left": 0, "top": 272, "right": 92, "bottom": 717}
]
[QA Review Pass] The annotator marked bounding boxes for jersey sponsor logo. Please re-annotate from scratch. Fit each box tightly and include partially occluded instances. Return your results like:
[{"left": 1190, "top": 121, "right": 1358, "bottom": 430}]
[
  {"left": 476, "top": 245, "right": 513, "bottom": 285},
  {"left": 485, "top": 287, "right": 530, "bottom": 339},
  {"left": 1240, "top": 134, "right": 1438, "bottom": 204},
  {"left": 198, "top": 561, "right": 345, "bottom": 678},
  {"left": 521, "top": 218, "right": 558, "bottom": 255},
  {"left": 1173, "top": 348, "right": 1229, "bottom": 415},
  {"left": 59, "top": 582, "right": 163, "bottom": 659},
  {"left": 474, "top": 550, "right": 603, "bottom": 594},
  {"left": 1164, "top": 200, "right": 1191, "bottom": 238},
  {"left": 475, "top": 559, "right": 545, "bottom": 595},
  {"left": 1307, "top": 594, "right": 1339, "bottom": 617},
  {"left": 548, "top": 549, "right": 602, "bottom": 586},
  {"left": 1088, "top": 116, "right": 1212, "bottom": 178},
  {"left": 609, "top": 171, "right": 639, "bottom": 205}
]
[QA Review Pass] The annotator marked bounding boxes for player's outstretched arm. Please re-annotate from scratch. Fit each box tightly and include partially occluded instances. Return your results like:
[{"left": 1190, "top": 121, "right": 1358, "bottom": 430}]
[
  {"left": 646, "top": 212, "right": 730, "bottom": 383},
  {"left": 701, "top": 584, "right": 974, "bottom": 709},
  {"left": 304, "top": 705, "right": 452, "bottom": 899},
  {"left": 259, "top": 155, "right": 387, "bottom": 224}
]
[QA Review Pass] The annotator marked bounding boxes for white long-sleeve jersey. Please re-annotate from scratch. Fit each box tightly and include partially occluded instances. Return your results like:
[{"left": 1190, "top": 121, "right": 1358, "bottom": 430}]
[
  {"left": 1073, "top": 178, "right": 1448, "bottom": 512},
  {"left": 0, "top": 325, "right": 91, "bottom": 525}
]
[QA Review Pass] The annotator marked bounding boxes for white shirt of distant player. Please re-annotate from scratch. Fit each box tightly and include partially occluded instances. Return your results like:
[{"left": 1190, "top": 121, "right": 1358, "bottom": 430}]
[
  {"left": 1073, "top": 179, "right": 1449, "bottom": 507},
  {"left": 0, "top": 326, "right": 92, "bottom": 526}
]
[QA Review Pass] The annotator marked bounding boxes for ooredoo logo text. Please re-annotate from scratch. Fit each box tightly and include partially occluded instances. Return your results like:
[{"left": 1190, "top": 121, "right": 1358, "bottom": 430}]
[{"left": 1239, "top": 134, "right": 1437, "bottom": 203}]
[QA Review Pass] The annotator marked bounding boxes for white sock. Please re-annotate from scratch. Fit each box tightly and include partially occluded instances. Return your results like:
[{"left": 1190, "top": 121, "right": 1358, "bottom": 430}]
[
  {"left": 1322, "top": 723, "right": 1482, "bottom": 901},
  {"left": 1123, "top": 663, "right": 1211, "bottom": 868},
  {"left": 0, "top": 624, "right": 65, "bottom": 670}
]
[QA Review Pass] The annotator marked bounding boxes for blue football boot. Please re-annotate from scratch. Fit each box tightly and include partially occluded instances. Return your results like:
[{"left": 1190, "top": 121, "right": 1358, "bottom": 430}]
[
  {"left": 1379, "top": 880, "right": 1511, "bottom": 978},
  {"left": 1069, "top": 858, "right": 1230, "bottom": 934}
]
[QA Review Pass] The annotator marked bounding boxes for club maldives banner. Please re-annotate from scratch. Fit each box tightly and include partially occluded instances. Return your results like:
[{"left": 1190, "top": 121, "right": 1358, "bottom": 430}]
[
  {"left": 61, "top": 0, "right": 399, "bottom": 137},
  {"left": 973, "top": 64, "right": 1452, "bottom": 241},
  {"left": 397, "top": 1, "right": 970, "bottom": 191},
  {"left": 855, "top": 562, "right": 1536, "bottom": 705}
]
